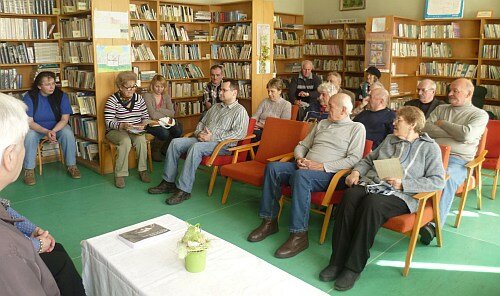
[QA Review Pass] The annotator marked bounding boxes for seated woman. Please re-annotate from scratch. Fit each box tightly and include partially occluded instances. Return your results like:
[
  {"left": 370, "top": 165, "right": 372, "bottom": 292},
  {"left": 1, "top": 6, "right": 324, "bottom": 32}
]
[
  {"left": 142, "top": 74, "right": 183, "bottom": 161},
  {"left": 22, "top": 71, "right": 80, "bottom": 186},
  {"left": 304, "top": 82, "right": 338, "bottom": 122},
  {"left": 104, "top": 71, "right": 151, "bottom": 188},
  {"left": 251, "top": 78, "right": 291, "bottom": 141},
  {"left": 355, "top": 66, "right": 381, "bottom": 101},
  {"left": 319, "top": 106, "right": 445, "bottom": 291}
]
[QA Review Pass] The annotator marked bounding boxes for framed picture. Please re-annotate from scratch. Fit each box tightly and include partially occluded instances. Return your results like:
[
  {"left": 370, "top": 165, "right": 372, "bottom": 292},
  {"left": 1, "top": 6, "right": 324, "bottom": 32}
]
[
  {"left": 424, "top": 0, "right": 464, "bottom": 19},
  {"left": 340, "top": 0, "right": 365, "bottom": 11}
]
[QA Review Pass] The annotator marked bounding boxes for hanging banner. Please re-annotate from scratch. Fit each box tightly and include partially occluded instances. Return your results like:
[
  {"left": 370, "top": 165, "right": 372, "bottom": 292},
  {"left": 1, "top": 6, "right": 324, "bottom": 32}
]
[{"left": 257, "top": 24, "right": 271, "bottom": 74}]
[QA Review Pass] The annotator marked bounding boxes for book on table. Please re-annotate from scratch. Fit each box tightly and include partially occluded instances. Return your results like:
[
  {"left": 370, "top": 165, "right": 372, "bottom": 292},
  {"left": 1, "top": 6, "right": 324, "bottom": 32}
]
[{"left": 118, "top": 223, "right": 171, "bottom": 248}]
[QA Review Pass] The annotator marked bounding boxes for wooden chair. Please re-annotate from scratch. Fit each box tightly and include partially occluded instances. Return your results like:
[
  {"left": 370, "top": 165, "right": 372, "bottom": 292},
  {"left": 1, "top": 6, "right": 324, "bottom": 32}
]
[
  {"left": 290, "top": 104, "right": 299, "bottom": 120},
  {"left": 37, "top": 137, "right": 64, "bottom": 175},
  {"left": 219, "top": 117, "right": 310, "bottom": 204},
  {"left": 278, "top": 140, "right": 373, "bottom": 244},
  {"left": 482, "top": 120, "right": 500, "bottom": 200},
  {"left": 105, "top": 133, "right": 154, "bottom": 174},
  {"left": 382, "top": 144, "right": 451, "bottom": 276},
  {"left": 454, "top": 128, "right": 488, "bottom": 228},
  {"left": 182, "top": 118, "right": 256, "bottom": 196}
]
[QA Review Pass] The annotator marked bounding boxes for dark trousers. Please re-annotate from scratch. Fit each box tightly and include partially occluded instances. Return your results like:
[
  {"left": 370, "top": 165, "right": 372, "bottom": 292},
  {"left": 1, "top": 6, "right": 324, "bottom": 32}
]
[
  {"left": 39, "top": 243, "right": 86, "bottom": 296},
  {"left": 145, "top": 123, "right": 183, "bottom": 142},
  {"left": 329, "top": 186, "right": 409, "bottom": 273}
]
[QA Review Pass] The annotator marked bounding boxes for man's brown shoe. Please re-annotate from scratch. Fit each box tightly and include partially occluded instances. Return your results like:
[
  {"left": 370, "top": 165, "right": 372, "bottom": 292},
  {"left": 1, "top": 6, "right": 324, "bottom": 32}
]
[
  {"left": 274, "top": 231, "right": 309, "bottom": 258},
  {"left": 67, "top": 165, "right": 81, "bottom": 179},
  {"left": 23, "top": 169, "right": 36, "bottom": 186},
  {"left": 115, "top": 176, "right": 125, "bottom": 189},
  {"left": 148, "top": 180, "right": 176, "bottom": 194},
  {"left": 165, "top": 190, "right": 191, "bottom": 205},
  {"left": 138, "top": 170, "right": 151, "bottom": 183},
  {"left": 247, "top": 218, "right": 279, "bottom": 242}
]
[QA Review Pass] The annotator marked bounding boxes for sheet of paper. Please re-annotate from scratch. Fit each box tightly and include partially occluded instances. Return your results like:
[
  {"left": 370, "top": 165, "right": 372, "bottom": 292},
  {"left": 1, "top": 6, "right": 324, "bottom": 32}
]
[
  {"left": 373, "top": 158, "right": 404, "bottom": 179},
  {"left": 371, "top": 17, "right": 386, "bottom": 32}
]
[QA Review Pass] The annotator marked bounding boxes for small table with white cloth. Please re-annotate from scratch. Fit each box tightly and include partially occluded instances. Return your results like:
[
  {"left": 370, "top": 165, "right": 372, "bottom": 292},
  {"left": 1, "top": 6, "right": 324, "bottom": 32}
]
[{"left": 81, "top": 214, "right": 328, "bottom": 296}]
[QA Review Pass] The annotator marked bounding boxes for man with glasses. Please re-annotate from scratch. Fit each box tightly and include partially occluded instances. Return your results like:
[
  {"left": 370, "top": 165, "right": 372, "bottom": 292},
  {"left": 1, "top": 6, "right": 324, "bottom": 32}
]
[
  {"left": 149, "top": 80, "right": 248, "bottom": 205},
  {"left": 288, "top": 60, "right": 322, "bottom": 120},
  {"left": 420, "top": 78, "right": 488, "bottom": 245},
  {"left": 404, "top": 79, "right": 445, "bottom": 118}
]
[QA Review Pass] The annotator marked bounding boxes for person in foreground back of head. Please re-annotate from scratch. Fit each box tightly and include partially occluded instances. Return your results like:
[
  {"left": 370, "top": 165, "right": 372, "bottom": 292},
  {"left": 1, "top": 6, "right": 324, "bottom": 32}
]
[{"left": 0, "top": 93, "right": 86, "bottom": 296}]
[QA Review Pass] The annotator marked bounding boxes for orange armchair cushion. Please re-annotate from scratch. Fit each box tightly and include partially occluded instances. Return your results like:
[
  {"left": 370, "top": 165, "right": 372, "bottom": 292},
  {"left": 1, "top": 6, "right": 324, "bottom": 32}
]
[
  {"left": 483, "top": 157, "right": 500, "bottom": 170},
  {"left": 383, "top": 205, "right": 434, "bottom": 233},
  {"left": 220, "top": 161, "right": 267, "bottom": 187}
]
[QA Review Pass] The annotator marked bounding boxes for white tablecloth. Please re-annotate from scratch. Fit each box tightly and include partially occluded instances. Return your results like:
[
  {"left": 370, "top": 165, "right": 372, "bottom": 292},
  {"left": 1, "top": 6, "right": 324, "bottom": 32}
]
[{"left": 81, "top": 214, "right": 328, "bottom": 296}]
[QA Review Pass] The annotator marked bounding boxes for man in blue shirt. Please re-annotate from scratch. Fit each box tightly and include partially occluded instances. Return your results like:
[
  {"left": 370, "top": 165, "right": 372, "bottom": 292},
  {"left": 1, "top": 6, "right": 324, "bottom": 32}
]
[{"left": 22, "top": 72, "right": 80, "bottom": 185}]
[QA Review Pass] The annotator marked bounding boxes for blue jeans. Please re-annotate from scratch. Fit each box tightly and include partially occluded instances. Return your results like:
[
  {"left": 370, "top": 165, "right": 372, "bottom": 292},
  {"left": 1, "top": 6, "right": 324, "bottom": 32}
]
[
  {"left": 259, "top": 162, "right": 336, "bottom": 233},
  {"left": 162, "top": 137, "right": 229, "bottom": 193},
  {"left": 438, "top": 155, "right": 468, "bottom": 227},
  {"left": 23, "top": 125, "right": 77, "bottom": 169}
]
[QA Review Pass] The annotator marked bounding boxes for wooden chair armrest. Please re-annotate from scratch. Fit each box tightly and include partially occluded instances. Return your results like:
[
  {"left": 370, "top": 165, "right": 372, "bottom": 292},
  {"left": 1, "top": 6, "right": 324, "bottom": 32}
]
[
  {"left": 183, "top": 132, "right": 194, "bottom": 138},
  {"left": 465, "top": 150, "right": 487, "bottom": 169},
  {"left": 411, "top": 191, "right": 436, "bottom": 201},
  {"left": 267, "top": 152, "right": 295, "bottom": 162},
  {"left": 320, "top": 169, "right": 352, "bottom": 206},
  {"left": 204, "top": 135, "right": 256, "bottom": 166},
  {"left": 227, "top": 141, "right": 260, "bottom": 152}
]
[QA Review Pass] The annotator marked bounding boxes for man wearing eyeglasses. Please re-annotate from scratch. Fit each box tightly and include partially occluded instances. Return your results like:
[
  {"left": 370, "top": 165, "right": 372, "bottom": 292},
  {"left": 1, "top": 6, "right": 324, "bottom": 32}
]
[
  {"left": 404, "top": 79, "right": 445, "bottom": 118},
  {"left": 148, "top": 80, "right": 248, "bottom": 205},
  {"left": 420, "top": 78, "right": 488, "bottom": 245}
]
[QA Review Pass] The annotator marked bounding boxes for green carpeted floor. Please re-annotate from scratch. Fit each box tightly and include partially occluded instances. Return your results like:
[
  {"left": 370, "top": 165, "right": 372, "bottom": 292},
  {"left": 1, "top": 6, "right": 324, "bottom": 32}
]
[{"left": 3, "top": 162, "right": 500, "bottom": 295}]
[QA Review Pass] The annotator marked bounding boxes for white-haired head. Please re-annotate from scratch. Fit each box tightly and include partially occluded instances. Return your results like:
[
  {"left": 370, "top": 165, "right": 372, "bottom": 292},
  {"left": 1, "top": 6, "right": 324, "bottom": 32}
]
[
  {"left": 0, "top": 93, "right": 29, "bottom": 164},
  {"left": 331, "top": 93, "right": 353, "bottom": 115}
]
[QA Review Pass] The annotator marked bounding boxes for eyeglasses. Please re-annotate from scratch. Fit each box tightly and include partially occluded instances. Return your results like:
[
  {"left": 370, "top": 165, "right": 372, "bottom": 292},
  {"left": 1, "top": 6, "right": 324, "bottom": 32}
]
[
  {"left": 449, "top": 89, "right": 462, "bottom": 94},
  {"left": 220, "top": 88, "right": 232, "bottom": 93},
  {"left": 417, "top": 88, "right": 433, "bottom": 92},
  {"left": 121, "top": 84, "right": 137, "bottom": 91}
]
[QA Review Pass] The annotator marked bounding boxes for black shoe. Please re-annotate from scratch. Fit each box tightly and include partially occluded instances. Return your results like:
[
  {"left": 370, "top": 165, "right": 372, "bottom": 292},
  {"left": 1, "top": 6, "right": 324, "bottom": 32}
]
[
  {"left": 419, "top": 223, "right": 436, "bottom": 246},
  {"left": 148, "top": 180, "right": 176, "bottom": 194},
  {"left": 165, "top": 190, "right": 191, "bottom": 205},
  {"left": 334, "top": 268, "right": 360, "bottom": 291},
  {"left": 319, "top": 265, "right": 342, "bottom": 282}
]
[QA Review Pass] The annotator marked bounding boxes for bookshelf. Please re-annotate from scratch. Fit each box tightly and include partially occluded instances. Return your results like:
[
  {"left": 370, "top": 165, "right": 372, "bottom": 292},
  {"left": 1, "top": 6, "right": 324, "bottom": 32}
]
[
  {"left": 303, "top": 22, "right": 365, "bottom": 92},
  {"left": 479, "top": 18, "right": 499, "bottom": 106}
]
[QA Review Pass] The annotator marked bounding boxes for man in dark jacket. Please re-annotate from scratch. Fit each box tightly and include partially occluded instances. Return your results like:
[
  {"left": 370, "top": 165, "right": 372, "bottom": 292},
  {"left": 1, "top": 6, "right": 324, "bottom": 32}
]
[
  {"left": 288, "top": 60, "right": 322, "bottom": 120},
  {"left": 404, "top": 79, "right": 445, "bottom": 118}
]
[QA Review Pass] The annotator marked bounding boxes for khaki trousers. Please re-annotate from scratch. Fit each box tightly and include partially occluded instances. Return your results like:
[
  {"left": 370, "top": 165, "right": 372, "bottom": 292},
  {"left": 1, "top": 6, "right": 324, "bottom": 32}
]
[{"left": 106, "top": 130, "right": 147, "bottom": 177}]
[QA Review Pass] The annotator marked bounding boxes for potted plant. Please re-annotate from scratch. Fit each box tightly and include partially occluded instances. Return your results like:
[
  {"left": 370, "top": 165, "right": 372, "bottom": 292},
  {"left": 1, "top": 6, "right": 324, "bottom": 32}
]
[{"left": 178, "top": 223, "right": 210, "bottom": 273}]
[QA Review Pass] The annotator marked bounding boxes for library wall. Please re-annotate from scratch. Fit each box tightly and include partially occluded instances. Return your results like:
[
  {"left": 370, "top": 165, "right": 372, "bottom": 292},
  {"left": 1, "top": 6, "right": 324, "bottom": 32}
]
[
  {"left": 304, "top": 0, "right": 500, "bottom": 24},
  {"left": 177, "top": 0, "right": 304, "bottom": 16}
]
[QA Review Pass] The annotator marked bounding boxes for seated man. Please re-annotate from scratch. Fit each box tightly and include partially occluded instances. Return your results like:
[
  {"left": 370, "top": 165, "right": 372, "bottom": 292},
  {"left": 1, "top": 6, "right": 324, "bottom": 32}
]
[
  {"left": 148, "top": 80, "right": 249, "bottom": 205},
  {"left": 247, "top": 93, "right": 366, "bottom": 258},
  {"left": 404, "top": 79, "right": 445, "bottom": 118},
  {"left": 303, "top": 82, "right": 338, "bottom": 122},
  {"left": 288, "top": 60, "right": 322, "bottom": 120},
  {"left": 353, "top": 88, "right": 395, "bottom": 148},
  {"left": 326, "top": 71, "right": 355, "bottom": 104},
  {"left": 420, "top": 78, "right": 488, "bottom": 244}
]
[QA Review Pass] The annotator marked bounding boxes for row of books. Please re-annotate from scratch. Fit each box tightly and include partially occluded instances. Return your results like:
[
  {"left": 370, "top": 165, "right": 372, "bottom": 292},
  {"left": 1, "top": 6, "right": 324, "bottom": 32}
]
[
  {"left": 68, "top": 91, "right": 96, "bottom": 115},
  {"left": 138, "top": 70, "right": 156, "bottom": 82},
  {"left": 0, "top": 42, "right": 33, "bottom": 64},
  {"left": 211, "top": 44, "right": 252, "bottom": 60},
  {"left": 70, "top": 116, "right": 97, "bottom": 141},
  {"left": 484, "top": 24, "right": 500, "bottom": 38},
  {"left": 346, "top": 27, "right": 365, "bottom": 40},
  {"left": 130, "top": 3, "right": 156, "bottom": 21},
  {"left": 221, "top": 62, "right": 251, "bottom": 80},
  {"left": 418, "top": 62, "right": 477, "bottom": 78},
  {"left": 76, "top": 139, "right": 98, "bottom": 162},
  {"left": 159, "top": 44, "right": 202, "bottom": 61},
  {"left": 305, "top": 28, "right": 344, "bottom": 40},
  {"left": 421, "top": 42, "right": 452, "bottom": 58},
  {"left": 34, "top": 42, "right": 60, "bottom": 63},
  {"left": 420, "top": 23, "right": 461, "bottom": 38},
  {"left": 0, "top": 0, "right": 55, "bottom": 15},
  {"left": 344, "top": 76, "right": 363, "bottom": 88},
  {"left": 274, "top": 30, "right": 300, "bottom": 44},
  {"left": 482, "top": 45, "right": 500, "bottom": 59},
  {"left": 313, "top": 58, "right": 343, "bottom": 71},
  {"left": 62, "top": 0, "right": 90, "bottom": 12},
  {"left": 160, "top": 63, "right": 204, "bottom": 80},
  {"left": 389, "top": 97, "right": 413, "bottom": 110},
  {"left": 274, "top": 45, "right": 301, "bottom": 59},
  {"left": 212, "top": 24, "right": 251, "bottom": 42},
  {"left": 60, "top": 16, "right": 92, "bottom": 39},
  {"left": 283, "top": 62, "right": 301, "bottom": 73},
  {"left": 174, "top": 100, "right": 202, "bottom": 116},
  {"left": 64, "top": 67, "right": 95, "bottom": 89},
  {"left": 480, "top": 65, "right": 500, "bottom": 80},
  {"left": 131, "top": 24, "right": 155, "bottom": 41},
  {"left": 167, "top": 81, "right": 206, "bottom": 98},
  {"left": 159, "top": 4, "right": 196, "bottom": 23},
  {"left": 396, "top": 23, "right": 419, "bottom": 38},
  {"left": 484, "top": 105, "right": 500, "bottom": 119},
  {"left": 211, "top": 11, "right": 248, "bottom": 23},
  {"left": 235, "top": 81, "right": 251, "bottom": 99},
  {"left": 62, "top": 41, "right": 93, "bottom": 63},
  {"left": 0, "top": 18, "right": 54, "bottom": 40},
  {"left": 304, "top": 44, "right": 342, "bottom": 56},
  {"left": 481, "top": 84, "right": 499, "bottom": 99},
  {"left": 160, "top": 24, "right": 189, "bottom": 42},
  {"left": 392, "top": 41, "right": 418, "bottom": 57},
  {"left": 433, "top": 80, "right": 449, "bottom": 96},
  {"left": 345, "top": 44, "right": 364, "bottom": 56},
  {"left": 0, "top": 68, "right": 22, "bottom": 90},
  {"left": 346, "top": 60, "right": 364, "bottom": 72},
  {"left": 132, "top": 44, "right": 156, "bottom": 61},
  {"left": 389, "top": 82, "right": 400, "bottom": 95}
]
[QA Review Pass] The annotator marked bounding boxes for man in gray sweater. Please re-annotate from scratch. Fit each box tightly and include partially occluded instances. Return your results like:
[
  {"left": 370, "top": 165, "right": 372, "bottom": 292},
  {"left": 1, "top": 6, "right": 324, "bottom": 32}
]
[
  {"left": 421, "top": 78, "right": 489, "bottom": 244},
  {"left": 247, "top": 93, "right": 366, "bottom": 258}
]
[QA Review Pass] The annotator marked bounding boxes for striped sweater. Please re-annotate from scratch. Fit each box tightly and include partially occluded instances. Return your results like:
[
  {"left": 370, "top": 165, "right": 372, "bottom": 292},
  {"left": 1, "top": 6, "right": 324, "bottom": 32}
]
[{"left": 104, "top": 92, "right": 149, "bottom": 130}]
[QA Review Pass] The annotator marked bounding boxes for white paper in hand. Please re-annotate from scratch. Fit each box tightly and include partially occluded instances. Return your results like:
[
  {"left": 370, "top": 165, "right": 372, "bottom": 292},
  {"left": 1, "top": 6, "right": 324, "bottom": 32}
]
[{"left": 373, "top": 158, "right": 404, "bottom": 179}]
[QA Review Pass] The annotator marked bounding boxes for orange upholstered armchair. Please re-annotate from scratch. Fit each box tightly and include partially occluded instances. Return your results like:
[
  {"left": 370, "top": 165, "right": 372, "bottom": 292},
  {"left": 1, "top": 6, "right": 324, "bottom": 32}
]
[
  {"left": 290, "top": 104, "right": 299, "bottom": 120},
  {"left": 183, "top": 118, "right": 256, "bottom": 196},
  {"left": 278, "top": 140, "right": 373, "bottom": 244},
  {"left": 482, "top": 120, "right": 500, "bottom": 200},
  {"left": 382, "top": 144, "right": 451, "bottom": 276},
  {"left": 219, "top": 117, "right": 310, "bottom": 204}
]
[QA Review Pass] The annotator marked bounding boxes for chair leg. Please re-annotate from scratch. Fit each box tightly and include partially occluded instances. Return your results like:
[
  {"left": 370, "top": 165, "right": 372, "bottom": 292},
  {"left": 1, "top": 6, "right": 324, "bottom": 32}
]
[
  {"left": 454, "top": 186, "right": 470, "bottom": 229},
  {"left": 277, "top": 196, "right": 284, "bottom": 221},
  {"left": 37, "top": 144, "right": 43, "bottom": 175},
  {"left": 476, "top": 167, "right": 482, "bottom": 210},
  {"left": 492, "top": 169, "right": 499, "bottom": 200},
  {"left": 59, "top": 144, "right": 65, "bottom": 165},
  {"left": 221, "top": 177, "right": 233, "bottom": 204},
  {"left": 208, "top": 166, "right": 218, "bottom": 196},
  {"left": 433, "top": 192, "right": 443, "bottom": 248},
  {"left": 319, "top": 205, "right": 333, "bottom": 245},
  {"left": 403, "top": 199, "right": 426, "bottom": 277},
  {"left": 147, "top": 141, "right": 153, "bottom": 173}
]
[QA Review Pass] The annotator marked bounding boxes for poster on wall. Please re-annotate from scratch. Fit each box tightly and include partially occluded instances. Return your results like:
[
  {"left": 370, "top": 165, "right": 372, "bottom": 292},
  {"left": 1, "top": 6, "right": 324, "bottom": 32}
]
[
  {"left": 94, "top": 10, "right": 130, "bottom": 39},
  {"left": 365, "top": 34, "right": 392, "bottom": 72},
  {"left": 424, "top": 0, "right": 464, "bottom": 19},
  {"left": 96, "top": 45, "right": 132, "bottom": 73},
  {"left": 256, "top": 24, "right": 271, "bottom": 74}
]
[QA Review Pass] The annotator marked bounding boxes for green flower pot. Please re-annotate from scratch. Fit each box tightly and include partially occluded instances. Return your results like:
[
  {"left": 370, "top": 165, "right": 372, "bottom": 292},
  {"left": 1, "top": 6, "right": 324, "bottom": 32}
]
[{"left": 185, "top": 250, "right": 206, "bottom": 273}]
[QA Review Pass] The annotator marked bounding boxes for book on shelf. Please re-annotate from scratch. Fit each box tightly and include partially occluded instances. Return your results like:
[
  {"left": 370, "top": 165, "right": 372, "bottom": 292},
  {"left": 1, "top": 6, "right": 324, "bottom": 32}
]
[{"left": 118, "top": 223, "right": 171, "bottom": 249}]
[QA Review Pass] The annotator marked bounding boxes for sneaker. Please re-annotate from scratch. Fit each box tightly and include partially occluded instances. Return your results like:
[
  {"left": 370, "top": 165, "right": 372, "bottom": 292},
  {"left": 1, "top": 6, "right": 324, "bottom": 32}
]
[
  {"left": 23, "top": 169, "right": 36, "bottom": 186},
  {"left": 67, "top": 165, "right": 81, "bottom": 179},
  {"left": 148, "top": 180, "right": 177, "bottom": 194},
  {"left": 115, "top": 176, "right": 125, "bottom": 189},
  {"left": 165, "top": 190, "right": 191, "bottom": 205},
  {"left": 419, "top": 223, "right": 436, "bottom": 245},
  {"left": 138, "top": 170, "right": 151, "bottom": 183}
]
